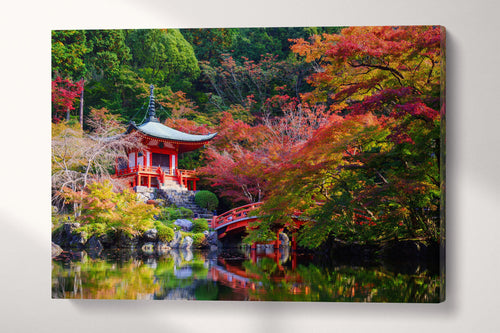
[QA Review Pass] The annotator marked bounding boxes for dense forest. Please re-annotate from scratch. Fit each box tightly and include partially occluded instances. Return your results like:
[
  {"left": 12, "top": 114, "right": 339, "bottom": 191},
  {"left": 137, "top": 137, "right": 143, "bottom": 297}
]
[{"left": 52, "top": 26, "right": 444, "bottom": 249}]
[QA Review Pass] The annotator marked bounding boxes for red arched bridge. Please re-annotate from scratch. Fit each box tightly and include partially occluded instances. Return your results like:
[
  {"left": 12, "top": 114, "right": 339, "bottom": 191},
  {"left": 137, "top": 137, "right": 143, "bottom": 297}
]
[
  {"left": 210, "top": 202, "right": 374, "bottom": 249},
  {"left": 210, "top": 202, "right": 302, "bottom": 250}
]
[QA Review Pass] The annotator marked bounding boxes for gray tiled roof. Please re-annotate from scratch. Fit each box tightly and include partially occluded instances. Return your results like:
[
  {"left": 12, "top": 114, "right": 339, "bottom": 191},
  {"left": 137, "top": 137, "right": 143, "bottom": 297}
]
[{"left": 130, "top": 120, "right": 217, "bottom": 142}]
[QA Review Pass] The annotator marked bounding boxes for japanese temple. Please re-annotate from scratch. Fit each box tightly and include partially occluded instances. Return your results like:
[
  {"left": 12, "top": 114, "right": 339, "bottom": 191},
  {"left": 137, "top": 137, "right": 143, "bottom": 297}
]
[{"left": 115, "top": 85, "right": 217, "bottom": 191}]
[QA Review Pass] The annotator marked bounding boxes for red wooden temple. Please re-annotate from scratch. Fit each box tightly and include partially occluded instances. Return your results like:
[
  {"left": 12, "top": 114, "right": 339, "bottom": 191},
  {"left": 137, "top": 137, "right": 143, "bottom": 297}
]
[{"left": 115, "top": 85, "right": 217, "bottom": 190}]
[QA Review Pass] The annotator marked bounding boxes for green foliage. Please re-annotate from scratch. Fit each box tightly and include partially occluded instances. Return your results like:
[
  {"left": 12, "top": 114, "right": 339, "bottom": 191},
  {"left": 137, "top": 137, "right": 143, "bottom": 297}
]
[
  {"left": 52, "top": 30, "right": 89, "bottom": 80},
  {"left": 160, "top": 206, "right": 194, "bottom": 221},
  {"left": 85, "top": 30, "right": 131, "bottom": 80},
  {"left": 126, "top": 29, "right": 200, "bottom": 92},
  {"left": 181, "top": 28, "right": 235, "bottom": 64},
  {"left": 229, "top": 27, "right": 323, "bottom": 62},
  {"left": 154, "top": 221, "right": 175, "bottom": 242},
  {"left": 191, "top": 218, "right": 209, "bottom": 233},
  {"left": 194, "top": 190, "right": 219, "bottom": 211},
  {"left": 177, "top": 150, "right": 203, "bottom": 170},
  {"left": 190, "top": 233, "right": 206, "bottom": 247}
]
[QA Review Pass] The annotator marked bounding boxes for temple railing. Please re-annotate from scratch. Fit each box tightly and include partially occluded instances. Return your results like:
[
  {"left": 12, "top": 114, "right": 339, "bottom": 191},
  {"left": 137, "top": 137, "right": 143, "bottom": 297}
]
[
  {"left": 116, "top": 165, "right": 164, "bottom": 176},
  {"left": 116, "top": 166, "right": 201, "bottom": 190},
  {"left": 176, "top": 169, "right": 199, "bottom": 190}
]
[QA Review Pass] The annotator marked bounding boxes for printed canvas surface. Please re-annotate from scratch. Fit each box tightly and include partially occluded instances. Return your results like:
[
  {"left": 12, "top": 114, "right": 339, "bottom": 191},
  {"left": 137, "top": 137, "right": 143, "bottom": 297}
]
[{"left": 51, "top": 26, "right": 445, "bottom": 302}]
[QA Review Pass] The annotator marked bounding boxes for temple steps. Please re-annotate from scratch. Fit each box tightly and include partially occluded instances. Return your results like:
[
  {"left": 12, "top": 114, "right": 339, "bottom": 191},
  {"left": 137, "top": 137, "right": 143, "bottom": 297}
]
[{"left": 157, "top": 186, "right": 214, "bottom": 220}]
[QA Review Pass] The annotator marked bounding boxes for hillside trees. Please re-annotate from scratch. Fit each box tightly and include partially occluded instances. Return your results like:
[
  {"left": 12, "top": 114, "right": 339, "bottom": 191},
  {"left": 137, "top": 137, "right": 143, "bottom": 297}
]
[
  {"left": 126, "top": 29, "right": 200, "bottom": 93},
  {"left": 181, "top": 28, "right": 235, "bottom": 64},
  {"left": 52, "top": 30, "right": 89, "bottom": 80},
  {"left": 200, "top": 53, "right": 310, "bottom": 115}
]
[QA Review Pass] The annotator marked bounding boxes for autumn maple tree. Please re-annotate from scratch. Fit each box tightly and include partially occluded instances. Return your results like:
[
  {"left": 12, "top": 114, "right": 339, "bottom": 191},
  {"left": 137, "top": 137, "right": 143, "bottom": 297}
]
[{"left": 52, "top": 76, "right": 84, "bottom": 123}]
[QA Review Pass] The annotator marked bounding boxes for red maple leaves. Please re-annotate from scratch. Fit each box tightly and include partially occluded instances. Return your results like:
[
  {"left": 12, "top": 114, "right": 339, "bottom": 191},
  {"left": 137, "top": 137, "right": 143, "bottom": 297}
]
[{"left": 52, "top": 76, "right": 84, "bottom": 122}]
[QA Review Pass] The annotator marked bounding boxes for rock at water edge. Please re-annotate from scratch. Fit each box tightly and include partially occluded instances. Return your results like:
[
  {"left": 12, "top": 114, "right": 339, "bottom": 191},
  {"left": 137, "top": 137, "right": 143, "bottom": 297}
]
[
  {"left": 169, "top": 231, "right": 183, "bottom": 249},
  {"left": 143, "top": 228, "right": 158, "bottom": 242},
  {"left": 181, "top": 236, "right": 193, "bottom": 249},
  {"left": 52, "top": 242, "right": 63, "bottom": 257},
  {"left": 85, "top": 236, "right": 103, "bottom": 251}
]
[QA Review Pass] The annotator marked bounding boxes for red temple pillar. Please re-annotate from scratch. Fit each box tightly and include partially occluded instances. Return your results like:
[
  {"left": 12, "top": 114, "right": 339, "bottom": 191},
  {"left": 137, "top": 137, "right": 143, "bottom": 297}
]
[
  {"left": 193, "top": 180, "right": 196, "bottom": 191},
  {"left": 274, "top": 231, "right": 281, "bottom": 249},
  {"left": 147, "top": 175, "right": 151, "bottom": 188},
  {"left": 137, "top": 174, "right": 141, "bottom": 186},
  {"left": 251, "top": 244, "right": 257, "bottom": 263},
  {"left": 291, "top": 234, "right": 297, "bottom": 251}
]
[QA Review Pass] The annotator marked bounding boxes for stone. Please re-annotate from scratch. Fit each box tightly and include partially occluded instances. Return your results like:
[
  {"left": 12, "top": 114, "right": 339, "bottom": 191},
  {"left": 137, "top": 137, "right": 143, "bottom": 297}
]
[
  {"left": 98, "top": 233, "right": 114, "bottom": 248},
  {"left": 174, "top": 219, "right": 193, "bottom": 231},
  {"left": 169, "top": 231, "right": 183, "bottom": 249},
  {"left": 53, "top": 223, "right": 83, "bottom": 249},
  {"left": 116, "top": 233, "right": 139, "bottom": 248},
  {"left": 206, "top": 231, "right": 218, "bottom": 246},
  {"left": 143, "top": 228, "right": 158, "bottom": 242},
  {"left": 85, "top": 235, "right": 103, "bottom": 251},
  {"left": 51, "top": 242, "right": 63, "bottom": 257},
  {"left": 69, "top": 233, "right": 86, "bottom": 249},
  {"left": 181, "top": 236, "right": 193, "bottom": 249},
  {"left": 63, "top": 223, "right": 81, "bottom": 235}
]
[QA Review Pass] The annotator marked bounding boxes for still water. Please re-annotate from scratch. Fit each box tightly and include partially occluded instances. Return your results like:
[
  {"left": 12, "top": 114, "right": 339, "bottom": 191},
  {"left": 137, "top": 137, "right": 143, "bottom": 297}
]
[{"left": 52, "top": 247, "right": 441, "bottom": 302}]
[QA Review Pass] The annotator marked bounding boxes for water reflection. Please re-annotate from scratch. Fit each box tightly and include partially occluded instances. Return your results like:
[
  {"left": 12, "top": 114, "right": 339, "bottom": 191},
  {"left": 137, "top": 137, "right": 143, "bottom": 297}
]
[{"left": 52, "top": 247, "right": 441, "bottom": 302}]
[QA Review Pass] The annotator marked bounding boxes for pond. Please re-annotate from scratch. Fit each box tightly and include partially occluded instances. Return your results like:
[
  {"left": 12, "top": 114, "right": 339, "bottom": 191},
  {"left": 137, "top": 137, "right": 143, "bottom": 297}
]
[{"left": 52, "top": 247, "right": 442, "bottom": 302}]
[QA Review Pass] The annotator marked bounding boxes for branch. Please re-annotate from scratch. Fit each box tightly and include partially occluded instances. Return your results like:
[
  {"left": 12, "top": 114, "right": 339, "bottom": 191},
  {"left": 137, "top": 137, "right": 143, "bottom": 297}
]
[{"left": 348, "top": 61, "right": 404, "bottom": 85}]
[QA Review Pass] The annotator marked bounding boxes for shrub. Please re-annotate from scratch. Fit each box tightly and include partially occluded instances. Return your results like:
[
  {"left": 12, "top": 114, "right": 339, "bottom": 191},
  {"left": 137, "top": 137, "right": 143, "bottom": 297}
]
[
  {"left": 78, "top": 222, "right": 107, "bottom": 237},
  {"left": 160, "top": 206, "right": 194, "bottom": 221},
  {"left": 191, "top": 218, "right": 209, "bottom": 233},
  {"left": 154, "top": 221, "right": 175, "bottom": 242},
  {"left": 191, "top": 233, "right": 207, "bottom": 247},
  {"left": 194, "top": 190, "right": 219, "bottom": 211}
]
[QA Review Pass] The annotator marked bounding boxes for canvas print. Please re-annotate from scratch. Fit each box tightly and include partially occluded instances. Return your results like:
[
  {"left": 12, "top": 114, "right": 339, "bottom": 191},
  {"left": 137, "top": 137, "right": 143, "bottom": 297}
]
[{"left": 51, "top": 26, "right": 445, "bottom": 302}]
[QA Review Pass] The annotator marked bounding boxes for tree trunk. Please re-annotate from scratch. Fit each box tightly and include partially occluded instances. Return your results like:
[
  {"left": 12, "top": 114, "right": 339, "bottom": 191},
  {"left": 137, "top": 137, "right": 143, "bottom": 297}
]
[{"left": 79, "top": 79, "right": 84, "bottom": 128}]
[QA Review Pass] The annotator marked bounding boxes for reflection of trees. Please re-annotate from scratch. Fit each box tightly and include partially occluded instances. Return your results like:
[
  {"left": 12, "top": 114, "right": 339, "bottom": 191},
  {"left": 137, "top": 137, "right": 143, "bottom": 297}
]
[
  {"left": 52, "top": 249, "right": 440, "bottom": 302},
  {"left": 153, "top": 249, "right": 209, "bottom": 300},
  {"left": 52, "top": 257, "right": 159, "bottom": 299},
  {"left": 52, "top": 249, "right": 210, "bottom": 300},
  {"left": 237, "top": 258, "right": 440, "bottom": 302}
]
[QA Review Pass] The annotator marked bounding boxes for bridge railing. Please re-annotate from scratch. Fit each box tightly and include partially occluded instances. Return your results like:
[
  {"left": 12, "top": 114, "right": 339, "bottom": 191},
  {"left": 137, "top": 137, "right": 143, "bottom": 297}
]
[{"left": 211, "top": 202, "right": 263, "bottom": 229}]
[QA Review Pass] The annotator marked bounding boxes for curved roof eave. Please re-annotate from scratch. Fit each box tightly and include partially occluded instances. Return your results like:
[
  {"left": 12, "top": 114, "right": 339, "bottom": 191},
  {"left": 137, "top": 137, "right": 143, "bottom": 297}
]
[{"left": 127, "top": 121, "right": 217, "bottom": 143}]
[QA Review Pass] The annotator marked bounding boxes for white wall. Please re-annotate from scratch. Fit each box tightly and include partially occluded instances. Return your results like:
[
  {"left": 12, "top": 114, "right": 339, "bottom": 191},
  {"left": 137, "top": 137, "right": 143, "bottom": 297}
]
[
  {"left": 2, "top": 1, "right": 500, "bottom": 332},
  {"left": 128, "top": 152, "right": 135, "bottom": 168}
]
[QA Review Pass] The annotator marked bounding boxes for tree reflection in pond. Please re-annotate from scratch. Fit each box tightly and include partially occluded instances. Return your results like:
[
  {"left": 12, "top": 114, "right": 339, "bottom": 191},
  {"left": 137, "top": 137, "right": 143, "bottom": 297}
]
[{"left": 52, "top": 248, "right": 440, "bottom": 302}]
